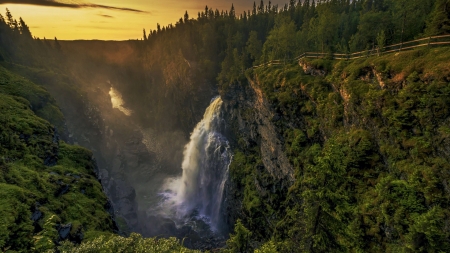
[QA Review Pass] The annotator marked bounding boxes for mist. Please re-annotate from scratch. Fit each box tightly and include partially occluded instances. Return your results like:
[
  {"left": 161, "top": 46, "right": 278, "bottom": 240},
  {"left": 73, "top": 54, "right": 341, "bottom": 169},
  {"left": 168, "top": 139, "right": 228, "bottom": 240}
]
[{"left": 45, "top": 38, "right": 226, "bottom": 247}]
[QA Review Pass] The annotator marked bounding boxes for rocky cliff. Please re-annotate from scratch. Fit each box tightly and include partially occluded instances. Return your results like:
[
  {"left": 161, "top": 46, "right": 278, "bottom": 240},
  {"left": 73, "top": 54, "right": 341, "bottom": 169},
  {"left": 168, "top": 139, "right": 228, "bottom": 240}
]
[{"left": 220, "top": 47, "right": 450, "bottom": 252}]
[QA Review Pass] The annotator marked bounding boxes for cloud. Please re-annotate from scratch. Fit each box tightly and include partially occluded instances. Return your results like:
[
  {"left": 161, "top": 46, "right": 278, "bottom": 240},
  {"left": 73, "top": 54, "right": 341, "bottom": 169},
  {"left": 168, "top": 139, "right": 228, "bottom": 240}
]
[
  {"left": 75, "top": 25, "right": 128, "bottom": 30},
  {"left": 0, "top": 0, "right": 148, "bottom": 13},
  {"left": 98, "top": 14, "right": 113, "bottom": 18}
]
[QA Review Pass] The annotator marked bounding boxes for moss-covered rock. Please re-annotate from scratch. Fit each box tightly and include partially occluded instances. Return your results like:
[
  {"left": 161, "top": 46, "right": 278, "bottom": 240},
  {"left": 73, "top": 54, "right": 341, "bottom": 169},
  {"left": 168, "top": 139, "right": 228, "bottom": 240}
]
[{"left": 0, "top": 68, "right": 115, "bottom": 252}]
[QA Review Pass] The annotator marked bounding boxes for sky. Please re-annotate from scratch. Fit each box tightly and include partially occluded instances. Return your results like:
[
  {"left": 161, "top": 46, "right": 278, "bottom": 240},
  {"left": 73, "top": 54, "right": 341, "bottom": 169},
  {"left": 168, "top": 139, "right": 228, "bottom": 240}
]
[{"left": 0, "top": 0, "right": 288, "bottom": 40}]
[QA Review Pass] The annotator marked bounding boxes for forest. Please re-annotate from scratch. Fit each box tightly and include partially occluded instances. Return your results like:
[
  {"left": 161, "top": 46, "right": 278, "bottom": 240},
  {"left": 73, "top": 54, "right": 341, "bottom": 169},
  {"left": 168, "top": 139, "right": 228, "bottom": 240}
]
[{"left": 0, "top": 0, "right": 450, "bottom": 252}]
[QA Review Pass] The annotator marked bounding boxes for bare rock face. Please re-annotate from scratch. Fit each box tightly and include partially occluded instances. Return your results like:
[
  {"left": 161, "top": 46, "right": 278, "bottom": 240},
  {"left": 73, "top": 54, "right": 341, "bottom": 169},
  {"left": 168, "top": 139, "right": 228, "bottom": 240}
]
[
  {"left": 220, "top": 74, "right": 295, "bottom": 231},
  {"left": 222, "top": 78, "right": 294, "bottom": 182},
  {"left": 299, "top": 59, "right": 327, "bottom": 76},
  {"left": 247, "top": 79, "right": 295, "bottom": 182}
]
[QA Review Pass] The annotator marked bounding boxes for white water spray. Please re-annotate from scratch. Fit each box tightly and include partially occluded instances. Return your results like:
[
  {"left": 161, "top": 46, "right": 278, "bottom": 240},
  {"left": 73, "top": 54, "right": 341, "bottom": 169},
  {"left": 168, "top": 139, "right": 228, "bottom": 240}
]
[
  {"left": 109, "top": 87, "right": 132, "bottom": 116},
  {"left": 160, "top": 97, "right": 231, "bottom": 232}
]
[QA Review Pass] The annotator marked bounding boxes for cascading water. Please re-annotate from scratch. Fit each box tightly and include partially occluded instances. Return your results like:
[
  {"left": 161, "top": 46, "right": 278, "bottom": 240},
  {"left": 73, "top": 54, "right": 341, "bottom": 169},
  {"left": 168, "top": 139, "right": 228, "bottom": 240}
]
[{"left": 159, "top": 96, "right": 231, "bottom": 233}]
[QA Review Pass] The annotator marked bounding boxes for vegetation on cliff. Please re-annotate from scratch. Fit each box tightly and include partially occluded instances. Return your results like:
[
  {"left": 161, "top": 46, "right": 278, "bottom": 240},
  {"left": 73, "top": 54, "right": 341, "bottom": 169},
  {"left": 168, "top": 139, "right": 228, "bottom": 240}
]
[
  {"left": 227, "top": 46, "right": 450, "bottom": 252},
  {"left": 0, "top": 65, "right": 115, "bottom": 251},
  {"left": 0, "top": 57, "right": 202, "bottom": 253}
]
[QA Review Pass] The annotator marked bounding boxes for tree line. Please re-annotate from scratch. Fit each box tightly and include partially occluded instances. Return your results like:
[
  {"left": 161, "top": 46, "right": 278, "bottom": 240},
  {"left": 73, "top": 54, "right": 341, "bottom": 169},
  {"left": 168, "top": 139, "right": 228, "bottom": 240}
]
[{"left": 139, "top": 0, "right": 449, "bottom": 89}]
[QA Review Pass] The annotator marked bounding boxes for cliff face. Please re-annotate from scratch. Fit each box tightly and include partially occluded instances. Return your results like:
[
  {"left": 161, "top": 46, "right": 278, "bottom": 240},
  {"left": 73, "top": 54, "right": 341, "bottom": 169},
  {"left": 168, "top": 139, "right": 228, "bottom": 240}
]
[
  {"left": 222, "top": 77, "right": 295, "bottom": 183},
  {"left": 221, "top": 75, "right": 296, "bottom": 240},
  {"left": 221, "top": 47, "right": 450, "bottom": 252},
  {"left": 0, "top": 66, "right": 116, "bottom": 252}
]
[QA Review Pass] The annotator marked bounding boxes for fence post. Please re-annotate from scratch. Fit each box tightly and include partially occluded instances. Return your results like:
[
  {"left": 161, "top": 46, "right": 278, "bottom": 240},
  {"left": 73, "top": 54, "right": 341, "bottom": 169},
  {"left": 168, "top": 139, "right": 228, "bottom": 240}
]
[{"left": 428, "top": 36, "right": 431, "bottom": 47}]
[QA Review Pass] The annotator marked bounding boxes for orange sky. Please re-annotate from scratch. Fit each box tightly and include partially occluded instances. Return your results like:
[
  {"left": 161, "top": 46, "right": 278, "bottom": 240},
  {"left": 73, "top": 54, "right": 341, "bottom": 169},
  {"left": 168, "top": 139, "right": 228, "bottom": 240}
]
[{"left": 0, "top": 0, "right": 288, "bottom": 40}]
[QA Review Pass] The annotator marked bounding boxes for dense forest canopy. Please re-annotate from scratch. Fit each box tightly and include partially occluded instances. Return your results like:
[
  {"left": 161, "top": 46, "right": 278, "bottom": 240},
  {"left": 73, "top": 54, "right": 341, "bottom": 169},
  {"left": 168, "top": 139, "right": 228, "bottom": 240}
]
[
  {"left": 0, "top": 0, "right": 448, "bottom": 92},
  {"left": 140, "top": 0, "right": 448, "bottom": 88}
]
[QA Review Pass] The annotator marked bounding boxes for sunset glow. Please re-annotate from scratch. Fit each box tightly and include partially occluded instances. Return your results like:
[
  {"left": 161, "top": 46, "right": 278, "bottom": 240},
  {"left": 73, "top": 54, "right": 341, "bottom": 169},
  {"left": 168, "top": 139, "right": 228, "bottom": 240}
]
[{"left": 0, "top": 0, "right": 287, "bottom": 40}]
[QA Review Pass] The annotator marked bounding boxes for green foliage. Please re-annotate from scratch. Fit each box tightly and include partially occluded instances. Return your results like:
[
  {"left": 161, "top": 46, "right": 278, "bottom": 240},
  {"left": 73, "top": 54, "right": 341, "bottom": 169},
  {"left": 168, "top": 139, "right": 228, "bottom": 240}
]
[
  {"left": 254, "top": 241, "right": 278, "bottom": 253},
  {"left": 229, "top": 47, "right": 450, "bottom": 252},
  {"left": 425, "top": 0, "right": 450, "bottom": 36},
  {"left": 0, "top": 65, "right": 65, "bottom": 135},
  {"left": 262, "top": 16, "right": 298, "bottom": 61},
  {"left": 0, "top": 68, "right": 115, "bottom": 252},
  {"left": 225, "top": 220, "right": 253, "bottom": 253},
  {"left": 246, "top": 31, "right": 263, "bottom": 65},
  {"left": 376, "top": 30, "right": 386, "bottom": 53},
  {"left": 58, "top": 233, "right": 199, "bottom": 253}
]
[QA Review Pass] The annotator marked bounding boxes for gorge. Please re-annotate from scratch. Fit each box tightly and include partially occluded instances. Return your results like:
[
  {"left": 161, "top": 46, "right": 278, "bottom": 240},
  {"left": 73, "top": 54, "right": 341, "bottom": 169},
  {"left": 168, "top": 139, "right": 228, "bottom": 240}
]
[{"left": 1, "top": 0, "right": 450, "bottom": 252}]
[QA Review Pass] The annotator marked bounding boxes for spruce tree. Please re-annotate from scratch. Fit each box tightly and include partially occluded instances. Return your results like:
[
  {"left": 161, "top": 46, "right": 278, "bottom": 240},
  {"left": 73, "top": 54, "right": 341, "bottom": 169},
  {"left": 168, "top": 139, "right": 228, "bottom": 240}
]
[
  {"left": 5, "top": 8, "right": 13, "bottom": 28},
  {"left": 230, "top": 4, "right": 236, "bottom": 19},
  {"left": 425, "top": 0, "right": 450, "bottom": 35},
  {"left": 184, "top": 11, "right": 189, "bottom": 22},
  {"left": 54, "top": 37, "right": 61, "bottom": 50},
  {"left": 18, "top": 17, "right": 31, "bottom": 38}
]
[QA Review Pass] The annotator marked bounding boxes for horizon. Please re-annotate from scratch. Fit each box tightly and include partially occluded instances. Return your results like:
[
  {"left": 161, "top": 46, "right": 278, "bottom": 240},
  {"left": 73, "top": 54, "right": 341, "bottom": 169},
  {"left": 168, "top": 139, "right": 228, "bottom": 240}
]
[{"left": 0, "top": 0, "right": 289, "bottom": 40}]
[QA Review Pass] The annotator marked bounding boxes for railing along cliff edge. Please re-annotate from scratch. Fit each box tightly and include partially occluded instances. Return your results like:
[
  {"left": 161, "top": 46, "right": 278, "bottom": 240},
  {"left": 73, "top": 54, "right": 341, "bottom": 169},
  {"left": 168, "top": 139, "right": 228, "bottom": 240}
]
[{"left": 252, "top": 34, "right": 450, "bottom": 69}]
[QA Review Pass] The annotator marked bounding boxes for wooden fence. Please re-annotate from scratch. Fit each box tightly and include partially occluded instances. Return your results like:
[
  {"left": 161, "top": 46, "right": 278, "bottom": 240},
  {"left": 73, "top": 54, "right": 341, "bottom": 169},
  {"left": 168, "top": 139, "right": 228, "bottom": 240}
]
[{"left": 252, "top": 34, "right": 450, "bottom": 69}]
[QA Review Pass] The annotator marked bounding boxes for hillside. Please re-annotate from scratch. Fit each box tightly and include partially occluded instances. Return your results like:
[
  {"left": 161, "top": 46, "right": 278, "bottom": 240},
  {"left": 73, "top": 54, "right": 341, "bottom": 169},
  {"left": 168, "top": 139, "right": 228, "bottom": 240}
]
[
  {"left": 0, "top": 65, "right": 116, "bottom": 251},
  {"left": 0, "top": 65, "right": 203, "bottom": 252},
  {"left": 222, "top": 46, "right": 450, "bottom": 252}
]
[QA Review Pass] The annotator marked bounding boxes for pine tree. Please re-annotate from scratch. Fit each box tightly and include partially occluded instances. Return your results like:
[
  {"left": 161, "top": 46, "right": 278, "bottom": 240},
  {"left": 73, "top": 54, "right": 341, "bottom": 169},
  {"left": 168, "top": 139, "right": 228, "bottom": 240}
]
[
  {"left": 259, "top": 0, "right": 264, "bottom": 14},
  {"left": 289, "top": 0, "right": 296, "bottom": 11},
  {"left": 230, "top": 4, "right": 236, "bottom": 18},
  {"left": 157, "top": 23, "right": 161, "bottom": 33},
  {"left": 5, "top": 8, "right": 13, "bottom": 28},
  {"left": 18, "top": 17, "right": 31, "bottom": 38},
  {"left": 246, "top": 31, "right": 262, "bottom": 63},
  {"left": 376, "top": 30, "right": 386, "bottom": 54},
  {"left": 425, "top": 0, "right": 450, "bottom": 35},
  {"left": 184, "top": 11, "right": 189, "bottom": 22},
  {"left": 54, "top": 37, "right": 61, "bottom": 50}
]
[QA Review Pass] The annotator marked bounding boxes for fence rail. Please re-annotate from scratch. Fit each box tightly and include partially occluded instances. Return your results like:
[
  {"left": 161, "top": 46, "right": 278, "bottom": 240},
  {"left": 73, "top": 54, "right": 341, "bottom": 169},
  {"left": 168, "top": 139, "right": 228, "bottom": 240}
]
[{"left": 252, "top": 34, "right": 450, "bottom": 69}]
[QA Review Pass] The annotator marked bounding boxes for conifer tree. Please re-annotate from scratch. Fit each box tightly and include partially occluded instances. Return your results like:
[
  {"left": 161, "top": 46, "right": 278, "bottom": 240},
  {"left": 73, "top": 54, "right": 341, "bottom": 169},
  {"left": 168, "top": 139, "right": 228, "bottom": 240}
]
[
  {"left": 54, "top": 37, "right": 61, "bottom": 50},
  {"left": 5, "top": 8, "right": 13, "bottom": 28},
  {"left": 246, "top": 31, "right": 262, "bottom": 63},
  {"left": 184, "top": 11, "right": 189, "bottom": 22},
  {"left": 18, "top": 17, "right": 31, "bottom": 38},
  {"left": 258, "top": 1, "right": 264, "bottom": 14},
  {"left": 425, "top": 0, "right": 450, "bottom": 35},
  {"left": 230, "top": 4, "right": 236, "bottom": 19}
]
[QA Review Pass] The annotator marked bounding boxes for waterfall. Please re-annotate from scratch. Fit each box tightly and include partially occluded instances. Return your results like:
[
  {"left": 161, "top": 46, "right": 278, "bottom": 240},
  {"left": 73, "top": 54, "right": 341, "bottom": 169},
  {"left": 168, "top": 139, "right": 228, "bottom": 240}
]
[{"left": 160, "top": 97, "right": 231, "bottom": 232}]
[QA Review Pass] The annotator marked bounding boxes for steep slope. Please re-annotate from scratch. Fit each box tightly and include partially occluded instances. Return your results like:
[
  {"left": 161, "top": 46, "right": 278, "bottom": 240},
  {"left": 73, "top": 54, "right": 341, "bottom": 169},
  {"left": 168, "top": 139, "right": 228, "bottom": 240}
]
[
  {"left": 0, "top": 65, "right": 200, "bottom": 253},
  {"left": 0, "top": 66, "right": 117, "bottom": 251},
  {"left": 222, "top": 47, "right": 450, "bottom": 252}
]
